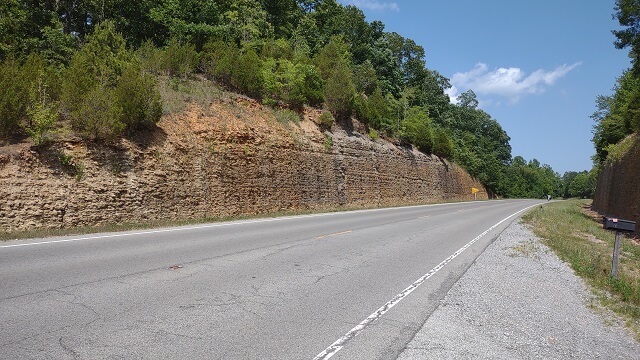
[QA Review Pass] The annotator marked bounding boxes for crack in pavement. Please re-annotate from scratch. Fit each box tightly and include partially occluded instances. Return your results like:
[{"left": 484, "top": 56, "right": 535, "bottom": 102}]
[{"left": 58, "top": 337, "right": 80, "bottom": 360}]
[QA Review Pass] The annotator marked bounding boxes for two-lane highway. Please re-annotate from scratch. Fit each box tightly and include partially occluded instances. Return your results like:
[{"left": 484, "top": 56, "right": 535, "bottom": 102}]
[{"left": 1, "top": 199, "right": 543, "bottom": 359}]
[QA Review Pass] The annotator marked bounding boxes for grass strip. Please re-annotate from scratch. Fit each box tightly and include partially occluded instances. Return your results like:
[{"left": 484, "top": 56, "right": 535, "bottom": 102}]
[{"left": 522, "top": 199, "right": 640, "bottom": 339}]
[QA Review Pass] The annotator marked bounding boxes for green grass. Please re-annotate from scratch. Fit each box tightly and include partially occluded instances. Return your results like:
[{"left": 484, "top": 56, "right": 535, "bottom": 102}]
[
  {"left": 157, "top": 75, "right": 227, "bottom": 115},
  {"left": 274, "top": 108, "right": 301, "bottom": 127},
  {"left": 522, "top": 199, "right": 640, "bottom": 338},
  {"left": 605, "top": 133, "right": 638, "bottom": 163}
]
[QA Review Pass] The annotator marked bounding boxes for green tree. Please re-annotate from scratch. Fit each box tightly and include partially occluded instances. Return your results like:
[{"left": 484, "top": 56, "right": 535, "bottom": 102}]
[
  {"left": 502, "top": 157, "right": 562, "bottom": 199},
  {"left": 149, "top": 0, "right": 222, "bottom": 48},
  {"left": 433, "top": 128, "right": 454, "bottom": 158},
  {"left": 401, "top": 107, "right": 433, "bottom": 153},
  {"left": 592, "top": 71, "right": 638, "bottom": 165},
  {"left": 313, "top": 36, "right": 350, "bottom": 80},
  {"left": 613, "top": 0, "right": 640, "bottom": 73},
  {"left": 324, "top": 61, "right": 355, "bottom": 119},
  {"left": 222, "top": 0, "right": 272, "bottom": 45},
  {"left": 0, "top": 58, "right": 28, "bottom": 139},
  {"left": 354, "top": 88, "right": 390, "bottom": 130},
  {"left": 162, "top": 39, "right": 198, "bottom": 78},
  {"left": 353, "top": 60, "right": 379, "bottom": 95},
  {"left": 115, "top": 63, "right": 163, "bottom": 132},
  {"left": 200, "top": 40, "right": 240, "bottom": 86},
  {"left": 73, "top": 86, "right": 124, "bottom": 141},
  {"left": 0, "top": 1, "right": 75, "bottom": 64},
  {"left": 562, "top": 171, "right": 579, "bottom": 198},
  {"left": 259, "top": 0, "right": 302, "bottom": 39},
  {"left": 370, "top": 35, "right": 403, "bottom": 98},
  {"left": 22, "top": 55, "right": 60, "bottom": 145},
  {"left": 232, "top": 48, "right": 264, "bottom": 98},
  {"left": 62, "top": 21, "right": 161, "bottom": 140},
  {"left": 411, "top": 69, "right": 452, "bottom": 123},
  {"left": 314, "top": 37, "right": 355, "bottom": 119}
]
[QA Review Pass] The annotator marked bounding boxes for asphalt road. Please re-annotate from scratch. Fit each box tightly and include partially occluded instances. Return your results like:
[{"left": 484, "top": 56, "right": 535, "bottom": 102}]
[{"left": 0, "top": 199, "right": 543, "bottom": 359}]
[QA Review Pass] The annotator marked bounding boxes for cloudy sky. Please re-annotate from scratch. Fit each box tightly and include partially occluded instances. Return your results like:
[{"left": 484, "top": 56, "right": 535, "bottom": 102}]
[{"left": 338, "top": 0, "right": 631, "bottom": 174}]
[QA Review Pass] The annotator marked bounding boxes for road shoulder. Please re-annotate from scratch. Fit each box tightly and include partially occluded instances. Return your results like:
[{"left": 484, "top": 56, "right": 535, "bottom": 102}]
[{"left": 397, "top": 220, "right": 640, "bottom": 359}]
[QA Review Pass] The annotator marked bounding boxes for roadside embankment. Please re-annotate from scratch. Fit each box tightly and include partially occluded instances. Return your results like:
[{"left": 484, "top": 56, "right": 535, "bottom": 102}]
[{"left": 0, "top": 98, "right": 487, "bottom": 233}]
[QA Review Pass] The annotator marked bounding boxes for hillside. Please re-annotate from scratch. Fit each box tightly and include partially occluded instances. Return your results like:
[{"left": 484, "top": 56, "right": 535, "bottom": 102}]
[{"left": 0, "top": 94, "right": 487, "bottom": 233}]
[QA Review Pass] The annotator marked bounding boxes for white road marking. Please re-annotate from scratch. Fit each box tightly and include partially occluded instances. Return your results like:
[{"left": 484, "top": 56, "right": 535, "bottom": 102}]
[
  {"left": 312, "top": 203, "right": 540, "bottom": 360},
  {"left": 0, "top": 200, "right": 487, "bottom": 249}
]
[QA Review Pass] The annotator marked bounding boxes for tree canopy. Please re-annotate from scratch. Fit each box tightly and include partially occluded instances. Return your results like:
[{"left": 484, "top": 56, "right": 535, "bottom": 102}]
[
  {"left": 0, "top": 0, "right": 580, "bottom": 198},
  {"left": 591, "top": 0, "right": 640, "bottom": 168}
]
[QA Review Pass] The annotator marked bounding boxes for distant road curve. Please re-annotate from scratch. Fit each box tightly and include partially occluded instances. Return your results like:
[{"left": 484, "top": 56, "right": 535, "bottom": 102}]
[{"left": 0, "top": 199, "right": 543, "bottom": 359}]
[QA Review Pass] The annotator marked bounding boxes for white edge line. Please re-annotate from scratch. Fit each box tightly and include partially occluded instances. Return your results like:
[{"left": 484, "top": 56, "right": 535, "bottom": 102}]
[
  {"left": 0, "top": 200, "right": 499, "bottom": 249},
  {"left": 312, "top": 203, "right": 539, "bottom": 360}
]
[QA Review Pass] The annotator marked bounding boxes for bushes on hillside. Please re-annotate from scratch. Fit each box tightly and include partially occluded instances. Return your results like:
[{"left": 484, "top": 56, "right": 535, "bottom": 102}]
[
  {"left": 433, "top": 128, "right": 454, "bottom": 158},
  {"left": 0, "top": 54, "right": 60, "bottom": 143},
  {"left": 262, "top": 58, "right": 323, "bottom": 109},
  {"left": 0, "top": 58, "right": 27, "bottom": 139},
  {"left": 23, "top": 64, "right": 59, "bottom": 145},
  {"left": 62, "top": 21, "right": 162, "bottom": 141},
  {"left": 402, "top": 107, "right": 433, "bottom": 154},
  {"left": 116, "top": 63, "right": 163, "bottom": 132}
]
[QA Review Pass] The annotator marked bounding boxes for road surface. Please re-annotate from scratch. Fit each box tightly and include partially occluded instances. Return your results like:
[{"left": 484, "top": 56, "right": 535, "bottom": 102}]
[{"left": 0, "top": 199, "right": 542, "bottom": 359}]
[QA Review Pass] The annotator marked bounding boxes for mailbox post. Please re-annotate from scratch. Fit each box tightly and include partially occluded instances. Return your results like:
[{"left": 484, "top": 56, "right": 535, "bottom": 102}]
[{"left": 603, "top": 217, "right": 636, "bottom": 278}]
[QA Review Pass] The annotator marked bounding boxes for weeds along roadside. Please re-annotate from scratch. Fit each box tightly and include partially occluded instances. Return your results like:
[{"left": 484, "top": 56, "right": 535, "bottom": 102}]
[{"left": 522, "top": 199, "right": 640, "bottom": 339}]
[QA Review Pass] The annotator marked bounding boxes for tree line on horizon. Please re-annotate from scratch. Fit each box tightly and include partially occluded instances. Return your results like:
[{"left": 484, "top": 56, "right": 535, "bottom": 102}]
[{"left": 0, "top": 0, "right": 591, "bottom": 199}]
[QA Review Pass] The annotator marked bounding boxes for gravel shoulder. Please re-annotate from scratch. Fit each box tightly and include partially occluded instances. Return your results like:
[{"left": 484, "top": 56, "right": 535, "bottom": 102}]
[{"left": 397, "top": 220, "right": 640, "bottom": 359}]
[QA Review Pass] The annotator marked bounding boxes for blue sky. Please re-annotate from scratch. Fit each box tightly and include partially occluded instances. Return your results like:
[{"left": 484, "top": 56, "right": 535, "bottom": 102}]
[{"left": 338, "top": 0, "right": 631, "bottom": 174}]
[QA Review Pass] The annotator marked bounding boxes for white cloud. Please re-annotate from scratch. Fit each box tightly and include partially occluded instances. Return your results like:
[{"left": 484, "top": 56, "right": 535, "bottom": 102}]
[
  {"left": 343, "top": 0, "right": 400, "bottom": 12},
  {"left": 447, "top": 62, "right": 582, "bottom": 104},
  {"left": 444, "top": 85, "right": 460, "bottom": 105}
]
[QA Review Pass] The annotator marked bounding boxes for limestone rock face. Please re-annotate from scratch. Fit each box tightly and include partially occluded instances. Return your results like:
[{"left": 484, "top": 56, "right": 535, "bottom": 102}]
[{"left": 0, "top": 100, "right": 487, "bottom": 232}]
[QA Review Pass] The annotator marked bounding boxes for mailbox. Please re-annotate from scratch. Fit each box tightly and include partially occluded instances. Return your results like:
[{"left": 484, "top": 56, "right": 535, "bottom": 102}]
[{"left": 603, "top": 217, "right": 636, "bottom": 232}]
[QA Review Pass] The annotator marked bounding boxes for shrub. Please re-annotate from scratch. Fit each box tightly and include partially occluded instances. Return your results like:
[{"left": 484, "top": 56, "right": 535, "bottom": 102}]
[
  {"left": 293, "top": 63, "right": 324, "bottom": 108},
  {"left": 116, "top": 63, "right": 163, "bottom": 132},
  {"left": 22, "top": 55, "right": 61, "bottom": 145},
  {"left": 369, "top": 128, "right": 379, "bottom": 140},
  {"left": 232, "top": 49, "right": 263, "bottom": 98},
  {"left": 24, "top": 78, "right": 58, "bottom": 146},
  {"left": 261, "top": 59, "right": 323, "bottom": 109},
  {"left": 70, "top": 87, "right": 124, "bottom": 141},
  {"left": 402, "top": 107, "right": 433, "bottom": 153},
  {"left": 63, "top": 21, "right": 162, "bottom": 140},
  {"left": 201, "top": 40, "right": 239, "bottom": 85},
  {"left": 275, "top": 109, "right": 300, "bottom": 126},
  {"left": 318, "top": 111, "right": 335, "bottom": 130},
  {"left": 433, "top": 128, "right": 454, "bottom": 158},
  {"left": 323, "top": 134, "right": 333, "bottom": 151},
  {"left": 162, "top": 39, "right": 198, "bottom": 78},
  {"left": 136, "top": 40, "right": 165, "bottom": 75},
  {"left": 324, "top": 63, "right": 355, "bottom": 120}
]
